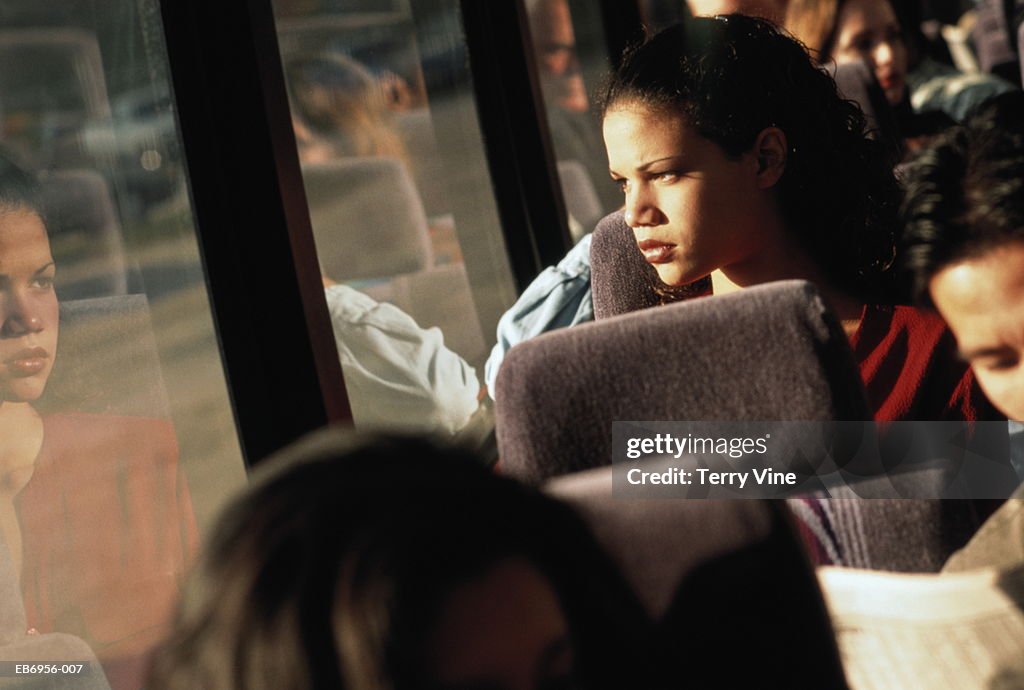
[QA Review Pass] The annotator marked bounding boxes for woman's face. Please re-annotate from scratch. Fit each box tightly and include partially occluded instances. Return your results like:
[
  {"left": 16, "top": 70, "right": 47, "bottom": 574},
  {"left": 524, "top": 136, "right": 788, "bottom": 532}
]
[
  {"left": 603, "top": 105, "right": 773, "bottom": 287},
  {"left": 0, "top": 208, "right": 58, "bottom": 404},
  {"left": 832, "top": 0, "right": 908, "bottom": 105},
  {"left": 427, "top": 558, "right": 575, "bottom": 690}
]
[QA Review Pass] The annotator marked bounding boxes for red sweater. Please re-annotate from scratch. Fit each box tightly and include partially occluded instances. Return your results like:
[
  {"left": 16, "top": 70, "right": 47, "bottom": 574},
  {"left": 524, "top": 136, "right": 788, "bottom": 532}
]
[
  {"left": 17, "top": 413, "right": 198, "bottom": 690},
  {"left": 850, "top": 304, "right": 998, "bottom": 422}
]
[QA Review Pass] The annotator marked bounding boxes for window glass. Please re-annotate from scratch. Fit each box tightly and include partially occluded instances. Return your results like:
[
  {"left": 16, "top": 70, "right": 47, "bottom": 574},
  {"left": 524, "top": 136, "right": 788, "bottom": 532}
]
[
  {"left": 0, "top": 1, "right": 246, "bottom": 686},
  {"left": 271, "top": 0, "right": 520, "bottom": 438},
  {"left": 524, "top": 0, "right": 624, "bottom": 243}
]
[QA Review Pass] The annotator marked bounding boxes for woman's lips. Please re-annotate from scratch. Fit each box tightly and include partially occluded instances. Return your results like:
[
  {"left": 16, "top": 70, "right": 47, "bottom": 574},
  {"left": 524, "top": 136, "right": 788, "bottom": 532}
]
[
  {"left": 4, "top": 347, "right": 49, "bottom": 376},
  {"left": 637, "top": 239, "right": 676, "bottom": 264}
]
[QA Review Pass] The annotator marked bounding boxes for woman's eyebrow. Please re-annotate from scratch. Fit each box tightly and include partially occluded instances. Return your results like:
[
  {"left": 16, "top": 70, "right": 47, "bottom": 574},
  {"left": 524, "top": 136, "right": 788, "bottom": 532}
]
[
  {"left": 636, "top": 156, "right": 682, "bottom": 172},
  {"left": 33, "top": 261, "right": 56, "bottom": 274}
]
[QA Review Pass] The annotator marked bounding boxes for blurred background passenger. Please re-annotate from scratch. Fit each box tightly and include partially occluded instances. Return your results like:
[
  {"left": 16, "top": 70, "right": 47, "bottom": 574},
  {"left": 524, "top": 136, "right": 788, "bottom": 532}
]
[
  {"left": 285, "top": 51, "right": 411, "bottom": 167},
  {"left": 283, "top": 51, "right": 481, "bottom": 435},
  {"left": 901, "top": 92, "right": 1024, "bottom": 572},
  {"left": 148, "top": 432, "right": 644, "bottom": 690},
  {"left": 526, "top": 0, "right": 622, "bottom": 213},
  {"left": 0, "top": 156, "right": 196, "bottom": 689},
  {"left": 785, "top": 0, "right": 1015, "bottom": 128}
]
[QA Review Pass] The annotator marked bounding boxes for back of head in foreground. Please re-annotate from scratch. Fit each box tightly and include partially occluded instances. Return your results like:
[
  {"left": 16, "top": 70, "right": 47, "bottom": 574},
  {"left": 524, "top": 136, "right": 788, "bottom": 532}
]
[
  {"left": 147, "top": 431, "right": 646, "bottom": 690},
  {"left": 900, "top": 91, "right": 1024, "bottom": 421}
]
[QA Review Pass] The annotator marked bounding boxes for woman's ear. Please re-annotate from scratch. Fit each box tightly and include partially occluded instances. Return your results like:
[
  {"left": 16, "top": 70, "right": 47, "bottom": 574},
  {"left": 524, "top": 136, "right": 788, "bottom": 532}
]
[{"left": 752, "top": 127, "right": 787, "bottom": 189}]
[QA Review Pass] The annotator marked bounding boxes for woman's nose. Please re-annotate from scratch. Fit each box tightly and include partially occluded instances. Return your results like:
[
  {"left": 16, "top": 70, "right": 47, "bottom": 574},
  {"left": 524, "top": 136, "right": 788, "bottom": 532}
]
[
  {"left": 873, "top": 41, "right": 894, "bottom": 69},
  {"left": 623, "top": 187, "right": 659, "bottom": 227},
  {"left": 1, "top": 292, "right": 45, "bottom": 336}
]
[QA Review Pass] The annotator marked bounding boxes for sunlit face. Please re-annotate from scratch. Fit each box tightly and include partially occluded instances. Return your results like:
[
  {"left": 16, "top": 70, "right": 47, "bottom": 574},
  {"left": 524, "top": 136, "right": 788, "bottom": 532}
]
[
  {"left": 427, "top": 558, "right": 575, "bottom": 690},
  {"left": 603, "top": 106, "right": 771, "bottom": 287},
  {"left": 929, "top": 242, "right": 1024, "bottom": 421},
  {"left": 0, "top": 208, "right": 58, "bottom": 404},
  {"left": 531, "top": 0, "right": 588, "bottom": 113},
  {"left": 833, "top": 0, "right": 908, "bottom": 106}
]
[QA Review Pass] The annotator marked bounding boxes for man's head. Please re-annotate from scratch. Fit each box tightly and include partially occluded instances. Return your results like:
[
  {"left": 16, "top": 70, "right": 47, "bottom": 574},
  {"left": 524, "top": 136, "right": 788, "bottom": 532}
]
[{"left": 902, "top": 92, "right": 1024, "bottom": 419}]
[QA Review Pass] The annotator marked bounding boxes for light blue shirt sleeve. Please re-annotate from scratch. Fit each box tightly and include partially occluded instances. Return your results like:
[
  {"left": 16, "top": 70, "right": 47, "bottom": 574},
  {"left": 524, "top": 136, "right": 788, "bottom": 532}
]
[
  {"left": 485, "top": 234, "right": 594, "bottom": 399},
  {"left": 325, "top": 284, "right": 480, "bottom": 435}
]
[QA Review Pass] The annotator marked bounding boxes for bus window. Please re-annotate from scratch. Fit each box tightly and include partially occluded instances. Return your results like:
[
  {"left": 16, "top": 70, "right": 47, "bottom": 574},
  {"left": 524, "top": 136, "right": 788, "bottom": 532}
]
[
  {"left": 0, "top": 2, "right": 246, "bottom": 687},
  {"left": 523, "top": 0, "right": 625, "bottom": 242},
  {"left": 270, "top": 1, "right": 521, "bottom": 438}
]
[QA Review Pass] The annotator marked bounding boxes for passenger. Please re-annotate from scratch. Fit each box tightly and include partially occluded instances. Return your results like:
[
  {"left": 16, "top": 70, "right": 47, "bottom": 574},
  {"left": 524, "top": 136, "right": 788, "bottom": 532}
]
[
  {"left": 148, "top": 432, "right": 644, "bottom": 690},
  {"left": 286, "top": 52, "right": 481, "bottom": 435},
  {"left": 599, "top": 15, "right": 996, "bottom": 422},
  {"left": 785, "top": 0, "right": 1014, "bottom": 123},
  {"left": 0, "top": 158, "right": 197, "bottom": 689},
  {"left": 285, "top": 51, "right": 410, "bottom": 167},
  {"left": 322, "top": 276, "right": 481, "bottom": 436},
  {"left": 901, "top": 92, "right": 1024, "bottom": 571}
]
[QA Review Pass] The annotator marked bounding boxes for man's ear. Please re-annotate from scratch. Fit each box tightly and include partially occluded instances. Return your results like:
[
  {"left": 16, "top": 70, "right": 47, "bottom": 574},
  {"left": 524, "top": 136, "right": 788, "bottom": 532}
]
[{"left": 752, "top": 127, "right": 787, "bottom": 190}]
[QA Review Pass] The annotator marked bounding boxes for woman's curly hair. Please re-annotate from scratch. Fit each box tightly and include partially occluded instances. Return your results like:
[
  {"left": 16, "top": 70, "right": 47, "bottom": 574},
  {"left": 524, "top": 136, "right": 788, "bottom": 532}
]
[{"left": 599, "top": 15, "right": 903, "bottom": 302}]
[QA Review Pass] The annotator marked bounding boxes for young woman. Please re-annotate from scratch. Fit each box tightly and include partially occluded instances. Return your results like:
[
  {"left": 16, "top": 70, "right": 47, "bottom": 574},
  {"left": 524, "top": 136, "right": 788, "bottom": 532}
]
[
  {"left": 0, "top": 159, "right": 196, "bottom": 689},
  {"left": 148, "top": 432, "right": 646, "bottom": 690},
  {"left": 598, "top": 15, "right": 996, "bottom": 422}
]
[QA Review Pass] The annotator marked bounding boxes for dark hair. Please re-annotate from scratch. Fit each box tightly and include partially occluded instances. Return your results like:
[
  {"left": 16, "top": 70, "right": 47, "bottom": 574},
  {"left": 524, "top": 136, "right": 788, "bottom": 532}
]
[
  {"left": 599, "top": 15, "right": 903, "bottom": 302},
  {"left": 148, "top": 431, "right": 645, "bottom": 690},
  {"left": 0, "top": 150, "right": 44, "bottom": 219},
  {"left": 900, "top": 91, "right": 1024, "bottom": 303}
]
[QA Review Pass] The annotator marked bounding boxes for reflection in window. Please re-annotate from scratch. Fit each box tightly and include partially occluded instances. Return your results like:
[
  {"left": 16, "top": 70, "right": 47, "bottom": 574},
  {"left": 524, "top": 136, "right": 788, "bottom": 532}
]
[
  {"left": 525, "top": 0, "right": 623, "bottom": 242},
  {"left": 0, "top": 2, "right": 246, "bottom": 688},
  {"left": 273, "top": 1, "right": 520, "bottom": 439}
]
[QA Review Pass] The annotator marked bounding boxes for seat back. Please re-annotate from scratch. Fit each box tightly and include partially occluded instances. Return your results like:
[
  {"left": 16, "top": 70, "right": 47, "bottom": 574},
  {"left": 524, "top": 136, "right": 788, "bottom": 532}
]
[
  {"left": 556, "top": 160, "right": 604, "bottom": 239},
  {"left": 39, "top": 169, "right": 133, "bottom": 299},
  {"left": 831, "top": 59, "right": 901, "bottom": 154},
  {"left": 590, "top": 211, "right": 709, "bottom": 320},
  {"left": 548, "top": 468, "right": 848, "bottom": 689},
  {"left": 41, "top": 295, "right": 171, "bottom": 418},
  {"left": 496, "top": 280, "right": 871, "bottom": 482},
  {"left": 301, "top": 157, "right": 432, "bottom": 282}
]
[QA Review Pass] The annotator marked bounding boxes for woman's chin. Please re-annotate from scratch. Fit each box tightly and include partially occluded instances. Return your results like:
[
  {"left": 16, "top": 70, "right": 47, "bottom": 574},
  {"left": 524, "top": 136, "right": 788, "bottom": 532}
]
[
  {"left": 3, "top": 379, "right": 49, "bottom": 405},
  {"left": 653, "top": 263, "right": 692, "bottom": 288}
]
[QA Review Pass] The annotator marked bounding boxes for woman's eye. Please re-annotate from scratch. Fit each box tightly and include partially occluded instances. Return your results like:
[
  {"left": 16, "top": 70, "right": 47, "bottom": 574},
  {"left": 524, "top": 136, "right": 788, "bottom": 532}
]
[
  {"left": 655, "top": 171, "right": 679, "bottom": 183},
  {"left": 31, "top": 276, "right": 55, "bottom": 290},
  {"left": 980, "top": 357, "right": 1019, "bottom": 372},
  {"left": 613, "top": 178, "right": 628, "bottom": 193}
]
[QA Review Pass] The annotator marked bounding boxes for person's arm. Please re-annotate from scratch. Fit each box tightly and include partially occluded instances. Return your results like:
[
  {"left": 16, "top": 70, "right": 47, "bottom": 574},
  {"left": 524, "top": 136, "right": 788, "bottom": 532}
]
[
  {"left": 484, "top": 235, "right": 594, "bottom": 400},
  {"left": 325, "top": 284, "right": 480, "bottom": 435}
]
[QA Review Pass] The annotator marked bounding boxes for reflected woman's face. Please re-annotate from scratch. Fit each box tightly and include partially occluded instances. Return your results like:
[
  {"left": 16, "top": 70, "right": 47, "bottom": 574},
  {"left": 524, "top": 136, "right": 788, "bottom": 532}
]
[{"left": 0, "top": 208, "right": 58, "bottom": 403}]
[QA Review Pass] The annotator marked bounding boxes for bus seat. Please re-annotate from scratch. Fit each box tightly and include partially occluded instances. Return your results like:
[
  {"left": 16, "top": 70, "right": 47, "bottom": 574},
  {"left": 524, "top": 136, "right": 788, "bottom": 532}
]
[
  {"left": 395, "top": 108, "right": 450, "bottom": 218},
  {"left": 39, "top": 169, "right": 134, "bottom": 299},
  {"left": 830, "top": 59, "right": 900, "bottom": 153},
  {"left": 548, "top": 468, "right": 848, "bottom": 689},
  {"left": 798, "top": 495, "right": 998, "bottom": 573},
  {"left": 42, "top": 295, "right": 171, "bottom": 419},
  {"left": 556, "top": 160, "right": 604, "bottom": 241},
  {"left": 590, "top": 210, "right": 710, "bottom": 320},
  {"left": 495, "top": 280, "right": 870, "bottom": 482},
  {"left": 301, "top": 157, "right": 433, "bottom": 282}
]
